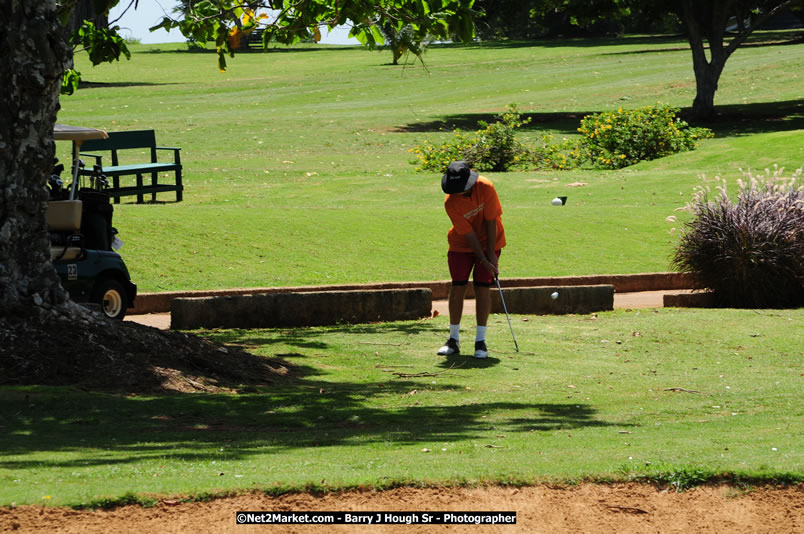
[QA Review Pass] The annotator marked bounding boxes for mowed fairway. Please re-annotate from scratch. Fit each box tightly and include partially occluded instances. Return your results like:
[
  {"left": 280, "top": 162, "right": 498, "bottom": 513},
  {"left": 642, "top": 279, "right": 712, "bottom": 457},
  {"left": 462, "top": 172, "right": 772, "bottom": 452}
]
[{"left": 55, "top": 34, "right": 804, "bottom": 292}]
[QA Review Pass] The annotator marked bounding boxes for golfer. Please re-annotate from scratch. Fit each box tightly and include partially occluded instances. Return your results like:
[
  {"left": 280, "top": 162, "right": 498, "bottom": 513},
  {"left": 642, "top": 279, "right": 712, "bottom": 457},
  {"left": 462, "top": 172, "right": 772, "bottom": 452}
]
[{"left": 438, "top": 161, "right": 506, "bottom": 359}]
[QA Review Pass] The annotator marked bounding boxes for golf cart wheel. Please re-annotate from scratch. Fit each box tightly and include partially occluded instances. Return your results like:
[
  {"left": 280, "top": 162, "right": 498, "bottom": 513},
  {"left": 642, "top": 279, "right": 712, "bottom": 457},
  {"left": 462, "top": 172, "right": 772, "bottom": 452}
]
[{"left": 93, "top": 278, "right": 127, "bottom": 320}]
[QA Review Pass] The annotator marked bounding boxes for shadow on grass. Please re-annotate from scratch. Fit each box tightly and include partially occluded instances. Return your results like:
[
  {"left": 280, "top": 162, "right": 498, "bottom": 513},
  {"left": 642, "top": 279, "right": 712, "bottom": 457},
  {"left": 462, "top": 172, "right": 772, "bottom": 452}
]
[
  {"left": 139, "top": 45, "right": 361, "bottom": 55},
  {"left": 694, "top": 100, "right": 804, "bottom": 137},
  {"left": 425, "top": 35, "right": 689, "bottom": 51},
  {"left": 396, "top": 111, "right": 590, "bottom": 135},
  {"left": 596, "top": 30, "right": 803, "bottom": 56},
  {"left": 206, "top": 321, "right": 443, "bottom": 353},
  {"left": 0, "top": 317, "right": 620, "bottom": 468},
  {"left": 78, "top": 81, "right": 181, "bottom": 89},
  {"left": 438, "top": 353, "right": 501, "bottom": 369},
  {"left": 396, "top": 100, "right": 804, "bottom": 137},
  {"left": 0, "top": 384, "right": 617, "bottom": 469},
  {"left": 407, "top": 30, "right": 800, "bottom": 53}
]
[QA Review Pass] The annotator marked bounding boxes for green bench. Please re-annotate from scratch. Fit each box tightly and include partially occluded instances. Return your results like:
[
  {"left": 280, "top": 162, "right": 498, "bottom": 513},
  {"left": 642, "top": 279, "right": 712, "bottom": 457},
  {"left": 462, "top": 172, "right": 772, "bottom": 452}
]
[{"left": 79, "top": 130, "right": 183, "bottom": 204}]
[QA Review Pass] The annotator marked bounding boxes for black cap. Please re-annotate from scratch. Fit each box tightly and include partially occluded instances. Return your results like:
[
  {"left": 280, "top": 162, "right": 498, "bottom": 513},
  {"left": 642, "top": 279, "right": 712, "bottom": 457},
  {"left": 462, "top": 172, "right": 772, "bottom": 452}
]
[{"left": 441, "top": 161, "right": 479, "bottom": 194}]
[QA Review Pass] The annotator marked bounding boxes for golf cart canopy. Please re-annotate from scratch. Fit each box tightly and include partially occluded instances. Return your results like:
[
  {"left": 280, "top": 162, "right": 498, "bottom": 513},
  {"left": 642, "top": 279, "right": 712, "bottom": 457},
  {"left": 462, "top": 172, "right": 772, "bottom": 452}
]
[
  {"left": 54, "top": 124, "right": 108, "bottom": 142},
  {"left": 53, "top": 124, "right": 108, "bottom": 200}
]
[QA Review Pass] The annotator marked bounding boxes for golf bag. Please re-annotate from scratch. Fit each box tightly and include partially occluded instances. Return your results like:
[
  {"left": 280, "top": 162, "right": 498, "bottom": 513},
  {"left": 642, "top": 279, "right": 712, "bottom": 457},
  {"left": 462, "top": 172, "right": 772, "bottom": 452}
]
[{"left": 78, "top": 190, "right": 115, "bottom": 251}]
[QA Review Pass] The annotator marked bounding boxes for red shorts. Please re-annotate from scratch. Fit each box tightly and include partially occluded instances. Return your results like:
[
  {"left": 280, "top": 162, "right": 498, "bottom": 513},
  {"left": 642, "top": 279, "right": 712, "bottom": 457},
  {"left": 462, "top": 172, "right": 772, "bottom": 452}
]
[{"left": 448, "top": 250, "right": 501, "bottom": 287}]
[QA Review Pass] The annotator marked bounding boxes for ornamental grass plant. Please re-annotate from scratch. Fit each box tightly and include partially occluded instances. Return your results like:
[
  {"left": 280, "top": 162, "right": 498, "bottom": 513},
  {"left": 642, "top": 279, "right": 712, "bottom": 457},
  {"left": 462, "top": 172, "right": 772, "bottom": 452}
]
[{"left": 672, "top": 167, "right": 804, "bottom": 308}]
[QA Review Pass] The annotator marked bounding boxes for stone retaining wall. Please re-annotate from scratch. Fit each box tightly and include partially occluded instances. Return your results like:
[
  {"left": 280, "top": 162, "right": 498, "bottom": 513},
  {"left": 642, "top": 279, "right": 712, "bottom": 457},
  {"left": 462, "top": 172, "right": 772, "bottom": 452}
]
[
  {"left": 168, "top": 284, "right": 617, "bottom": 330},
  {"left": 132, "top": 272, "right": 697, "bottom": 315},
  {"left": 491, "top": 285, "right": 614, "bottom": 315},
  {"left": 663, "top": 291, "right": 716, "bottom": 308},
  {"left": 170, "top": 288, "right": 432, "bottom": 330}
]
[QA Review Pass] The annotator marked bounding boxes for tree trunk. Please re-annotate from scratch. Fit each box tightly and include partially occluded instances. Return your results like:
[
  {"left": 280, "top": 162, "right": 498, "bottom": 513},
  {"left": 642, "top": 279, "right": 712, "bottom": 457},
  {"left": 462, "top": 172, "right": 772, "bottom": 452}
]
[
  {"left": 689, "top": 48, "right": 728, "bottom": 121},
  {"left": 680, "top": 0, "right": 732, "bottom": 120},
  {"left": 0, "top": 1, "right": 71, "bottom": 320},
  {"left": 680, "top": 0, "right": 797, "bottom": 121},
  {"left": 66, "top": 0, "right": 110, "bottom": 34}
]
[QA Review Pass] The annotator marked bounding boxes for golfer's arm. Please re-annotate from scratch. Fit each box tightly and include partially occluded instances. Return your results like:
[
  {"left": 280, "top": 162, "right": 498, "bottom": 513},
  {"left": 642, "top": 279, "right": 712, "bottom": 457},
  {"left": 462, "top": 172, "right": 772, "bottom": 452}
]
[
  {"left": 485, "top": 218, "right": 497, "bottom": 264},
  {"left": 465, "top": 231, "right": 497, "bottom": 274}
]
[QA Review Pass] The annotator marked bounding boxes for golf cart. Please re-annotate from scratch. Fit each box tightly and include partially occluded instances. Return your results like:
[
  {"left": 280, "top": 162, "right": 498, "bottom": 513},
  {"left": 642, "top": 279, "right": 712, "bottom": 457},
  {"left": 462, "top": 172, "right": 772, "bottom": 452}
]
[{"left": 48, "top": 124, "right": 137, "bottom": 320}]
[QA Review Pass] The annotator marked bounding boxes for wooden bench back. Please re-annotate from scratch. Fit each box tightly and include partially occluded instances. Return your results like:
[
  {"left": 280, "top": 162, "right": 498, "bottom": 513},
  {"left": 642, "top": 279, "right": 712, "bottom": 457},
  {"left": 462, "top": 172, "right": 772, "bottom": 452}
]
[
  {"left": 81, "top": 130, "right": 158, "bottom": 165},
  {"left": 81, "top": 130, "right": 157, "bottom": 151}
]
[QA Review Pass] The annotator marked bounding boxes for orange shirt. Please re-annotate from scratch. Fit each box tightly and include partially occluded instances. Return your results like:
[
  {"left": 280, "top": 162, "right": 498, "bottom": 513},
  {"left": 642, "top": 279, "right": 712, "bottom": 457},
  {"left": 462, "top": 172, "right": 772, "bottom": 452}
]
[{"left": 444, "top": 176, "right": 506, "bottom": 252}]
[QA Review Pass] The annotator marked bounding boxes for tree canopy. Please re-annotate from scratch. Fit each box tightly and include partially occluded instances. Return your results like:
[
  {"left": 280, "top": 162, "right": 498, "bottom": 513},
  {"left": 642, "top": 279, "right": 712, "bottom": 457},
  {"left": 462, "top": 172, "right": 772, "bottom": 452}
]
[
  {"left": 152, "top": 0, "right": 478, "bottom": 71},
  {"left": 526, "top": 0, "right": 803, "bottom": 118}
]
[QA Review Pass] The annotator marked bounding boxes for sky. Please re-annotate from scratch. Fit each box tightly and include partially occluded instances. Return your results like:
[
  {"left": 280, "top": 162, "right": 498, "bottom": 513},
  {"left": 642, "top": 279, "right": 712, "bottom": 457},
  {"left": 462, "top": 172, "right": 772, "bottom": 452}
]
[{"left": 109, "top": 0, "right": 357, "bottom": 45}]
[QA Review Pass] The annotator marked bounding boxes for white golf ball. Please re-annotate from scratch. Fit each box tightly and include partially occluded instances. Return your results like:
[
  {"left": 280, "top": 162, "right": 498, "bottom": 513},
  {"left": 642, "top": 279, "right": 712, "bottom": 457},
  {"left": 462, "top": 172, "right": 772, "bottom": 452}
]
[
  {"left": 551, "top": 197, "right": 563, "bottom": 206},
  {"left": 551, "top": 291, "right": 559, "bottom": 300}
]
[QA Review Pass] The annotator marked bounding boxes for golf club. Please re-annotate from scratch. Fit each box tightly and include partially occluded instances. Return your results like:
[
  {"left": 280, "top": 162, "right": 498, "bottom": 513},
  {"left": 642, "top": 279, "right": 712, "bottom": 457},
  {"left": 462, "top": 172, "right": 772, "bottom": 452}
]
[{"left": 494, "top": 276, "right": 519, "bottom": 352}]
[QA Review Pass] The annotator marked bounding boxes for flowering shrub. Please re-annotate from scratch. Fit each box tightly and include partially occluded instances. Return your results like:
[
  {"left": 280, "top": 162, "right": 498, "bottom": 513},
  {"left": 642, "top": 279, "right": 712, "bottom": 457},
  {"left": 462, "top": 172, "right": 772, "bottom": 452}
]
[
  {"left": 533, "top": 133, "right": 586, "bottom": 170},
  {"left": 672, "top": 167, "right": 804, "bottom": 308},
  {"left": 576, "top": 105, "right": 713, "bottom": 169},
  {"left": 409, "top": 103, "right": 713, "bottom": 173},
  {"left": 409, "top": 132, "right": 472, "bottom": 174},
  {"left": 409, "top": 104, "right": 535, "bottom": 173}
]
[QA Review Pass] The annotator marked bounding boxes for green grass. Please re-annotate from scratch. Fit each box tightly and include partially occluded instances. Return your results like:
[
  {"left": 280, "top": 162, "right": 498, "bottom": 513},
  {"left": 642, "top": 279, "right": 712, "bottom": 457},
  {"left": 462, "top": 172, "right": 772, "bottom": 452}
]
[
  {"left": 1, "top": 308, "right": 801, "bottom": 506},
  {"left": 11, "top": 32, "right": 803, "bottom": 507},
  {"left": 54, "top": 33, "right": 804, "bottom": 292}
]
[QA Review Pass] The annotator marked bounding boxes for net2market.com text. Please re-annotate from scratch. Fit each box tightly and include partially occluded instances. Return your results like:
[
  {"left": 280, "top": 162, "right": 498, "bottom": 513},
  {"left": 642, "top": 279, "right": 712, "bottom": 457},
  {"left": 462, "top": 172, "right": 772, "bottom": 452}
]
[{"left": 236, "top": 511, "right": 517, "bottom": 525}]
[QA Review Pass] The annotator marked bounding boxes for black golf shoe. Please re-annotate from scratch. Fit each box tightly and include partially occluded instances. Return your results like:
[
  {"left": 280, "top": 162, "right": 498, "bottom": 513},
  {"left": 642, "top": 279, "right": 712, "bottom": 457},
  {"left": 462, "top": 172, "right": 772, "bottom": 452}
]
[{"left": 437, "top": 337, "right": 460, "bottom": 356}]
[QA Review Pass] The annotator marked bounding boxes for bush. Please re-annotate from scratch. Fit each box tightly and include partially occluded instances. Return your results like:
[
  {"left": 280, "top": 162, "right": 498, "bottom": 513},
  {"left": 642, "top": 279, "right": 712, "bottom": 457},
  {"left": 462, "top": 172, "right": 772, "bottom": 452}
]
[
  {"left": 576, "top": 105, "right": 713, "bottom": 169},
  {"left": 464, "top": 105, "right": 533, "bottom": 172},
  {"left": 409, "top": 103, "right": 713, "bottom": 174},
  {"left": 672, "top": 167, "right": 804, "bottom": 308},
  {"left": 535, "top": 133, "right": 587, "bottom": 170},
  {"left": 409, "top": 104, "right": 534, "bottom": 173}
]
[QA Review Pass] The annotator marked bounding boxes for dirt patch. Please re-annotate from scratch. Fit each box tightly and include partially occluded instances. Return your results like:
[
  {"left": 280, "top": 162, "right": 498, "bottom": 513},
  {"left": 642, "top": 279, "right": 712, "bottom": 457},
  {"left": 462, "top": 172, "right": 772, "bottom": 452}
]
[
  {"left": 1, "top": 484, "right": 801, "bottom": 533},
  {"left": 0, "top": 310, "right": 289, "bottom": 393}
]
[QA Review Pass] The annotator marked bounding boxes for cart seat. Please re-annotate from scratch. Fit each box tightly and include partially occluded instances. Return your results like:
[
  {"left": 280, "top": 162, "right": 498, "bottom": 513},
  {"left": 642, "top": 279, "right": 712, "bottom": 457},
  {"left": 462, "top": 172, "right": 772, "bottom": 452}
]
[
  {"left": 50, "top": 246, "right": 83, "bottom": 261},
  {"left": 47, "top": 201, "right": 83, "bottom": 261},
  {"left": 47, "top": 200, "right": 82, "bottom": 231}
]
